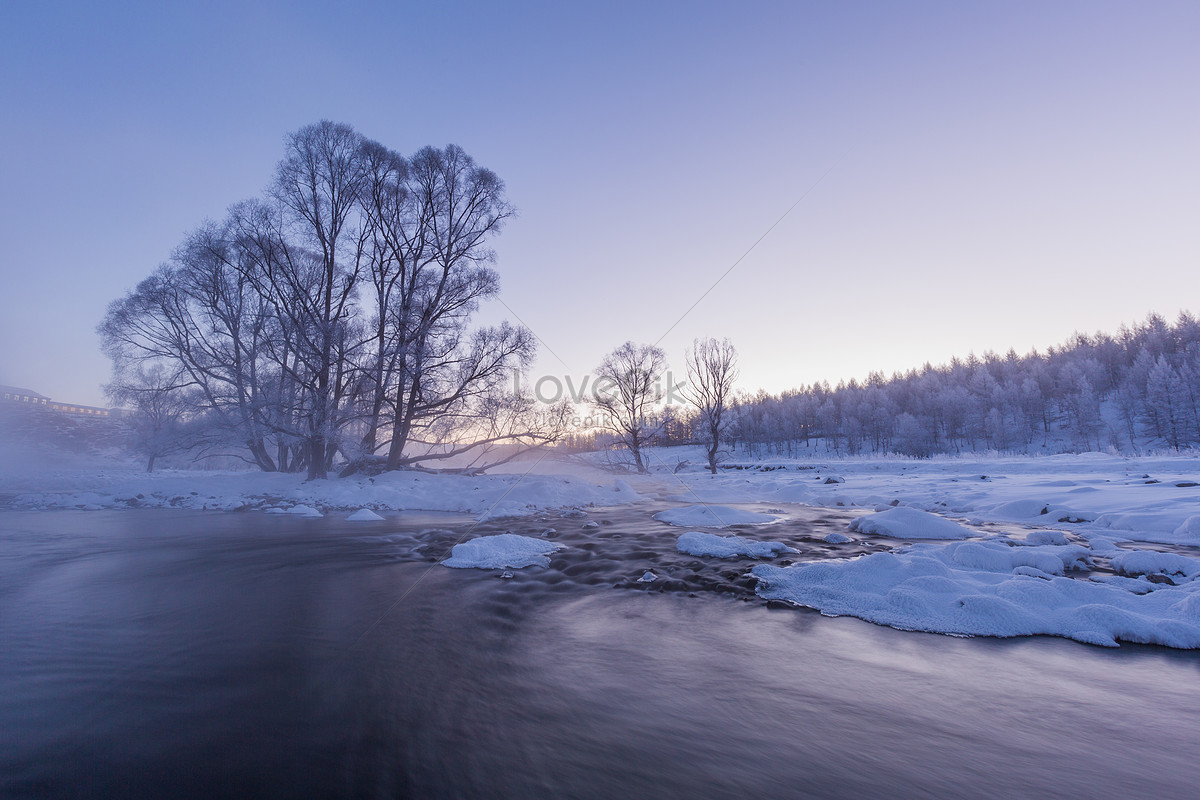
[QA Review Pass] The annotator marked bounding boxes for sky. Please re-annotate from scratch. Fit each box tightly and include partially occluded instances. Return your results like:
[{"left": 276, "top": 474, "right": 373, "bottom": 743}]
[{"left": 1, "top": 0, "right": 1197, "bottom": 406}]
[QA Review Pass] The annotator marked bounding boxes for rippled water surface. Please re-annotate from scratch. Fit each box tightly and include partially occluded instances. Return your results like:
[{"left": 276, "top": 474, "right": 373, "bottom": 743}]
[{"left": 2, "top": 508, "right": 1199, "bottom": 799}]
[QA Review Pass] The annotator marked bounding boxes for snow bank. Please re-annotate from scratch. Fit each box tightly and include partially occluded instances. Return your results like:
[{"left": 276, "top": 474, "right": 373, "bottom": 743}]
[
  {"left": 442, "top": 534, "right": 561, "bottom": 569},
  {"left": 849, "top": 507, "right": 973, "bottom": 540},
  {"left": 347, "top": 508, "right": 384, "bottom": 521},
  {"left": 676, "top": 531, "right": 795, "bottom": 559},
  {"left": 654, "top": 505, "right": 778, "bottom": 528},
  {"left": 753, "top": 540, "right": 1200, "bottom": 649},
  {"left": 1111, "top": 550, "right": 1200, "bottom": 579},
  {"left": 1173, "top": 516, "right": 1200, "bottom": 545},
  {"left": 6, "top": 466, "right": 645, "bottom": 520}
]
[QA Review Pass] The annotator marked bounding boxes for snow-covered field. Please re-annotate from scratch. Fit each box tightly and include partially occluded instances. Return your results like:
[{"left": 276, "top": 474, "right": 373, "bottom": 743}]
[{"left": 4, "top": 445, "right": 1200, "bottom": 648}]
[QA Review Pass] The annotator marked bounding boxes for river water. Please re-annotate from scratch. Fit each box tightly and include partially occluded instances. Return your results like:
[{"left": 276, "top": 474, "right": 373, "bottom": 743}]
[{"left": 2, "top": 508, "right": 1198, "bottom": 799}]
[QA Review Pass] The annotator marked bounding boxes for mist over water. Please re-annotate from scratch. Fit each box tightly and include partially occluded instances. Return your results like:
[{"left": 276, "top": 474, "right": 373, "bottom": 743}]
[{"left": 3, "top": 509, "right": 1198, "bottom": 799}]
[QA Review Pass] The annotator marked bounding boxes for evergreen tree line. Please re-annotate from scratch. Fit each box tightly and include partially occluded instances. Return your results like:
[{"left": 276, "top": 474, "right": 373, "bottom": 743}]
[{"left": 728, "top": 312, "right": 1200, "bottom": 458}]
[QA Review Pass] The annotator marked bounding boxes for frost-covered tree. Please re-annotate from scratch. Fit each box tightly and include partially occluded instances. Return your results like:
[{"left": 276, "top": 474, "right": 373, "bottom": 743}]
[
  {"left": 592, "top": 342, "right": 668, "bottom": 473},
  {"left": 100, "top": 121, "right": 541, "bottom": 477},
  {"left": 105, "top": 363, "right": 197, "bottom": 472},
  {"left": 683, "top": 337, "right": 738, "bottom": 473}
]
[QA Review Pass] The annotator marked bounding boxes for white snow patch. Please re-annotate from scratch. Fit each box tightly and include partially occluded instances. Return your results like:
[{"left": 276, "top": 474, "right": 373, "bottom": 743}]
[
  {"left": 654, "top": 505, "right": 778, "bottom": 528},
  {"left": 754, "top": 540, "right": 1200, "bottom": 648},
  {"left": 347, "top": 508, "right": 384, "bottom": 521},
  {"left": 1173, "top": 516, "right": 1200, "bottom": 545},
  {"left": 676, "top": 531, "right": 795, "bottom": 559},
  {"left": 849, "top": 507, "right": 973, "bottom": 540},
  {"left": 442, "top": 534, "right": 561, "bottom": 569},
  {"left": 1019, "top": 530, "right": 1071, "bottom": 546},
  {"left": 1111, "top": 550, "right": 1200, "bottom": 579},
  {"left": 267, "top": 504, "right": 322, "bottom": 517}
]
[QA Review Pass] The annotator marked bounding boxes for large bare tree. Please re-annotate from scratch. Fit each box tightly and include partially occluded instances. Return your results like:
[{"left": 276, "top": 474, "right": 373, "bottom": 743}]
[
  {"left": 270, "top": 120, "right": 370, "bottom": 479},
  {"left": 100, "top": 121, "right": 549, "bottom": 478}
]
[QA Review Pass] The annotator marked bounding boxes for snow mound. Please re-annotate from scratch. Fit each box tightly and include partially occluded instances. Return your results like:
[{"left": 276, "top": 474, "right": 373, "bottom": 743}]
[
  {"left": 753, "top": 540, "right": 1200, "bottom": 649},
  {"left": 824, "top": 532, "right": 853, "bottom": 544},
  {"left": 654, "top": 505, "right": 778, "bottom": 528},
  {"left": 1111, "top": 550, "right": 1200, "bottom": 579},
  {"left": 347, "top": 508, "right": 384, "bottom": 521},
  {"left": 676, "top": 531, "right": 795, "bottom": 559},
  {"left": 442, "top": 534, "right": 561, "bottom": 569},
  {"left": 267, "top": 504, "right": 322, "bottom": 517},
  {"left": 1020, "top": 530, "right": 1071, "bottom": 546},
  {"left": 1173, "top": 516, "right": 1200, "bottom": 545},
  {"left": 849, "top": 507, "right": 973, "bottom": 540}
]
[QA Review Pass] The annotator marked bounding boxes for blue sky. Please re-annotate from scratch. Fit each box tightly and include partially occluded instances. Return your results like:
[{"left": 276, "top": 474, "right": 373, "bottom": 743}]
[{"left": 2, "top": 1, "right": 1197, "bottom": 405}]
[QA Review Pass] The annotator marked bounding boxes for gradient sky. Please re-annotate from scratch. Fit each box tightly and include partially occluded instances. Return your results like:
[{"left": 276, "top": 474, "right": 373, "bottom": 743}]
[{"left": 2, "top": 0, "right": 1197, "bottom": 406}]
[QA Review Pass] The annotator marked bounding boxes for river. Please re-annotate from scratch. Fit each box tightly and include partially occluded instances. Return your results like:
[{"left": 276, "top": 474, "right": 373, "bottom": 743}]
[{"left": 2, "top": 509, "right": 1198, "bottom": 798}]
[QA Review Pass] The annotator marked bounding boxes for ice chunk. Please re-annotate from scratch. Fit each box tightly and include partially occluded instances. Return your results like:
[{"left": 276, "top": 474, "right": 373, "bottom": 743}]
[
  {"left": 347, "top": 508, "right": 384, "bottom": 521},
  {"left": 676, "top": 531, "right": 795, "bottom": 559},
  {"left": 849, "top": 507, "right": 973, "bottom": 540},
  {"left": 823, "top": 532, "right": 853, "bottom": 544},
  {"left": 443, "top": 534, "right": 561, "bottom": 569}
]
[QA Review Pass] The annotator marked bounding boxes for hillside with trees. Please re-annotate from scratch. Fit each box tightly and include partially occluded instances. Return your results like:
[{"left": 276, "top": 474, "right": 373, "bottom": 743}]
[{"left": 729, "top": 312, "right": 1200, "bottom": 458}]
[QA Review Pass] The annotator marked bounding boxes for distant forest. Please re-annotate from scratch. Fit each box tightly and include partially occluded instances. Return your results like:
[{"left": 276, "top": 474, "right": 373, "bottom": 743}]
[{"left": 644, "top": 312, "right": 1200, "bottom": 458}]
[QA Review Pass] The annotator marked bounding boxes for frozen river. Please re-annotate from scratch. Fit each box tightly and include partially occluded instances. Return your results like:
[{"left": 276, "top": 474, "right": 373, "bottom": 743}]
[{"left": 2, "top": 508, "right": 1199, "bottom": 798}]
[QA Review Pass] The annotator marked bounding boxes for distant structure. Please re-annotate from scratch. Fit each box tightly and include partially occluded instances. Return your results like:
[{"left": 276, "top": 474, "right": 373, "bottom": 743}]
[
  {"left": 1, "top": 384, "right": 115, "bottom": 418},
  {"left": 1, "top": 386, "right": 49, "bottom": 406}
]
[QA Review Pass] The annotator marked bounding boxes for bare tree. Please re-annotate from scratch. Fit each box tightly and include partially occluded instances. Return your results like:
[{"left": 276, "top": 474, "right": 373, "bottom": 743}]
[
  {"left": 101, "top": 121, "right": 539, "bottom": 477},
  {"left": 271, "top": 120, "right": 369, "bottom": 479},
  {"left": 105, "top": 362, "right": 195, "bottom": 472},
  {"left": 684, "top": 337, "right": 739, "bottom": 473},
  {"left": 592, "top": 342, "right": 668, "bottom": 473}
]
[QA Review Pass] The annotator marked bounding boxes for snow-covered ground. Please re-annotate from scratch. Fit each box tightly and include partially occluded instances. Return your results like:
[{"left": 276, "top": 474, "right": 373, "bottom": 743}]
[
  {"left": 5, "top": 445, "right": 1200, "bottom": 648},
  {"left": 0, "top": 464, "right": 642, "bottom": 519},
  {"left": 624, "top": 446, "right": 1200, "bottom": 547}
]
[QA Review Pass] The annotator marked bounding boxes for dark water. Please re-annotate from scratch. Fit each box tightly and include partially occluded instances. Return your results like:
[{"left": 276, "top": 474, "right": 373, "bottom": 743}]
[{"left": 2, "top": 509, "right": 1199, "bottom": 799}]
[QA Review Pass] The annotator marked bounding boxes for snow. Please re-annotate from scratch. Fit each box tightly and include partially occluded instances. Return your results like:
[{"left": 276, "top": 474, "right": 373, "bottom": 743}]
[
  {"left": 676, "top": 531, "right": 795, "bottom": 559},
  {"left": 1111, "top": 550, "right": 1200, "bottom": 579},
  {"left": 4, "top": 466, "right": 644, "bottom": 520},
  {"left": 849, "top": 507, "right": 974, "bottom": 540},
  {"left": 266, "top": 504, "right": 322, "bottom": 517},
  {"left": 442, "top": 534, "right": 561, "bottom": 569},
  {"left": 823, "top": 532, "right": 853, "bottom": 544},
  {"left": 653, "top": 505, "right": 779, "bottom": 528},
  {"left": 753, "top": 539, "right": 1200, "bottom": 648},
  {"left": 1018, "top": 530, "right": 1071, "bottom": 546},
  {"left": 347, "top": 508, "right": 385, "bottom": 521}
]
